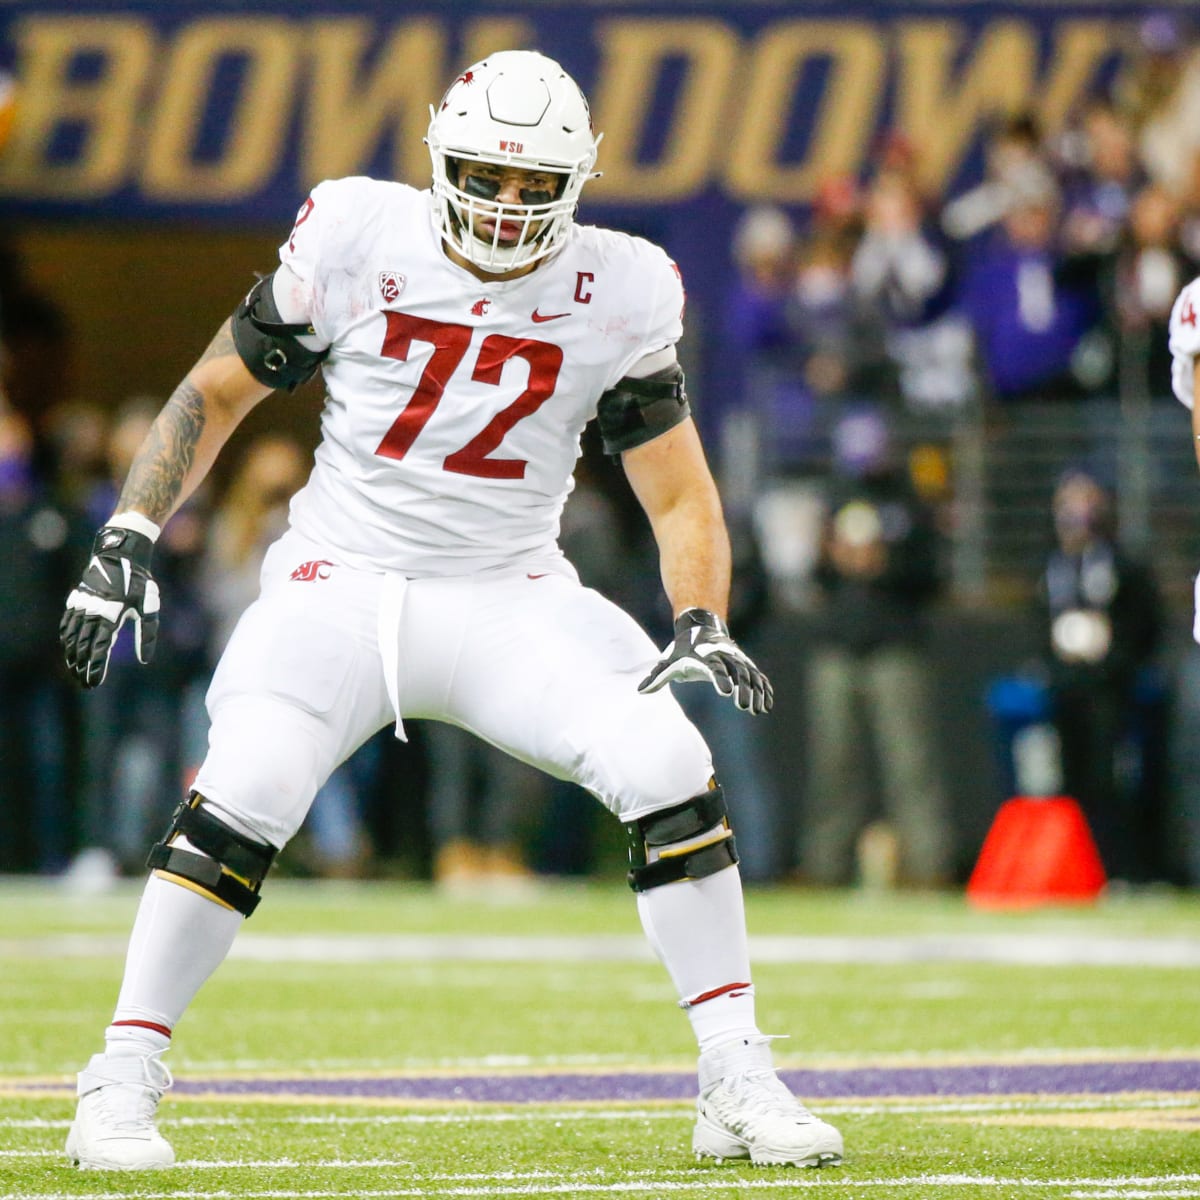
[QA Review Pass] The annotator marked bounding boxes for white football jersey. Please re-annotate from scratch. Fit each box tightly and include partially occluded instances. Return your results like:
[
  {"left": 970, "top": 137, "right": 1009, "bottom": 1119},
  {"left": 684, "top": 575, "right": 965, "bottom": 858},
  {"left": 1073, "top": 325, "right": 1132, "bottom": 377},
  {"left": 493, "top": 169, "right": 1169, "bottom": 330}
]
[
  {"left": 275, "top": 176, "right": 685, "bottom": 575},
  {"left": 1169, "top": 274, "right": 1200, "bottom": 410}
]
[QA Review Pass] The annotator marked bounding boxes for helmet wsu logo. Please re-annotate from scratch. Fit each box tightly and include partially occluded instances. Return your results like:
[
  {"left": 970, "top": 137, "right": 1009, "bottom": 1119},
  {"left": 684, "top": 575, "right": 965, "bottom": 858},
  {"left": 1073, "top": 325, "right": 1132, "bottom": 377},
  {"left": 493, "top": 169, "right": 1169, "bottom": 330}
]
[{"left": 290, "top": 560, "right": 333, "bottom": 582}]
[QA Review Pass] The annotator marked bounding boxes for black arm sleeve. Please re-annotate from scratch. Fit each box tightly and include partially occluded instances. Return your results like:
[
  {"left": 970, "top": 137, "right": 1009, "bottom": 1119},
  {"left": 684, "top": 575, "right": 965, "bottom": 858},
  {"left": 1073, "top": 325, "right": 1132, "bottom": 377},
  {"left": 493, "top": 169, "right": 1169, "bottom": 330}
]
[
  {"left": 596, "top": 362, "right": 691, "bottom": 456},
  {"left": 230, "top": 273, "right": 329, "bottom": 392}
]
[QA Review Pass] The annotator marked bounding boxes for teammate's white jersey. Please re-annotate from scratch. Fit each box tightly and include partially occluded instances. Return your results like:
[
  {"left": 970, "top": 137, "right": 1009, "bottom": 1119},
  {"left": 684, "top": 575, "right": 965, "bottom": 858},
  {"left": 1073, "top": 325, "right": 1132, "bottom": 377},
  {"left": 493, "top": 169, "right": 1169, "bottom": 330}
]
[
  {"left": 1169, "top": 274, "right": 1200, "bottom": 411},
  {"left": 276, "top": 176, "right": 685, "bottom": 576}
]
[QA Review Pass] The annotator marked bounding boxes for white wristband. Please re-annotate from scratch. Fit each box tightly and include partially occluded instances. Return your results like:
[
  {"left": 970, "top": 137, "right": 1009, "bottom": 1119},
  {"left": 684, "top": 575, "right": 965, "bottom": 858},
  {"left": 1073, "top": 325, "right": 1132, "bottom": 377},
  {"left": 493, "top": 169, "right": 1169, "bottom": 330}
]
[{"left": 107, "top": 511, "right": 162, "bottom": 544}]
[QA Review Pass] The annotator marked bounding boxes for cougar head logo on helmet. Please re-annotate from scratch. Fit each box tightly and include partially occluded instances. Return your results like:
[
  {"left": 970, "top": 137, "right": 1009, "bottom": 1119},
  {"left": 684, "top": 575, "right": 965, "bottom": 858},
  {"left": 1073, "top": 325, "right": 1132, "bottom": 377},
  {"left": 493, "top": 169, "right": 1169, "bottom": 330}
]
[{"left": 426, "top": 50, "right": 602, "bottom": 274}]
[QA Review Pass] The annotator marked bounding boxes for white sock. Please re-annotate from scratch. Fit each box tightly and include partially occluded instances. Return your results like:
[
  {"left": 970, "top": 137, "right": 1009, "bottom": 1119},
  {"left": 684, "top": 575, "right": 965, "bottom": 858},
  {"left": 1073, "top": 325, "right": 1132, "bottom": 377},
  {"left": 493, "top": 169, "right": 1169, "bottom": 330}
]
[
  {"left": 110, "top": 870, "right": 244, "bottom": 1035},
  {"left": 636, "top": 865, "right": 761, "bottom": 1053},
  {"left": 104, "top": 1022, "right": 170, "bottom": 1058}
]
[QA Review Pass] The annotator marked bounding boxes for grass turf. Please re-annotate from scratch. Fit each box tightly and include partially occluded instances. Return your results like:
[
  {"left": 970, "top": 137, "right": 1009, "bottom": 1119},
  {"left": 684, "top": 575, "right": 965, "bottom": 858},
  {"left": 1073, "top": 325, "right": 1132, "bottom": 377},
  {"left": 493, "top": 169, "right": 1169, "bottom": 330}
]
[{"left": 1, "top": 878, "right": 1198, "bottom": 1198}]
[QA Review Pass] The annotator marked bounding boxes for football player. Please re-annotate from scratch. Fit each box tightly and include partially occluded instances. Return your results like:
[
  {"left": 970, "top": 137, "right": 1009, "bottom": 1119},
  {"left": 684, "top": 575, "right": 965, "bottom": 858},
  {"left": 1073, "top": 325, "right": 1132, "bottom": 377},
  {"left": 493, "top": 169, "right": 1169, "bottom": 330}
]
[
  {"left": 1171, "top": 275, "right": 1200, "bottom": 639},
  {"left": 59, "top": 51, "right": 842, "bottom": 1171}
]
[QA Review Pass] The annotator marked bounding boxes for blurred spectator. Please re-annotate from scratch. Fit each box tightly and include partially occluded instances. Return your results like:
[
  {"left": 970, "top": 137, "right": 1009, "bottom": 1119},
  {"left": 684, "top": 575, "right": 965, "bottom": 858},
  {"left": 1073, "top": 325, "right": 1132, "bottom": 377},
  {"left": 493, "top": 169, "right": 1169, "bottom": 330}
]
[
  {"left": 559, "top": 435, "right": 626, "bottom": 598},
  {"left": 423, "top": 725, "right": 544, "bottom": 892},
  {"left": 1053, "top": 97, "right": 1158, "bottom": 399},
  {"left": 790, "top": 203, "right": 881, "bottom": 407},
  {"left": 957, "top": 163, "right": 1105, "bottom": 403},
  {"left": 720, "top": 188, "right": 887, "bottom": 474},
  {"left": 811, "top": 173, "right": 864, "bottom": 247},
  {"left": 941, "top": 111, "right": 1048, "bottom": 243},
  {"left": 0, "top": 229, "right": 87, "bottom": 876},
  {"left": 1117, "top": 11, "right": 1200, "bottom": 207},
  {"left": 0, "top": 398, "right": 76, "bottom": 872},
  {"left": 852, "top": 147, "right": 950, "bottom": 326},
  {"left": 64, "top": 400, "right": 211, "bottom": 889},
  {"left": 1037, "top": 469, "right": 1165, "bottom": 882},
  {"left": 1165, "top": 640, "right": 1200, "bottom": 886},
  {"left": 1058, "top": 97, "right": 1146, "bottom": 262},
  {"left": 43, "top": 399, "right": 109, "bottom": 510},
  {"left": 726, "top": 205, "right": 800, "bottom": 374},
  {"left": 0, "top": 243, "right": 75, "bottom": 473},
  {"left": 851, "top": 155, "right": 974, "bottom": 413},
  {"left": 202, "top": 435, "right": 309, "bottom": 652},
  {"left": 1114, "top": 183, "right": 1197, "bottom": 388},
  {"left": 768, "top": 192, "right": 893, "bottom": 465},
  {"left": 796, "top": 407, "right": 953, "bottom": 888},
  {"left": 717, "top": 206, "right": 809, "bottom": 464}
]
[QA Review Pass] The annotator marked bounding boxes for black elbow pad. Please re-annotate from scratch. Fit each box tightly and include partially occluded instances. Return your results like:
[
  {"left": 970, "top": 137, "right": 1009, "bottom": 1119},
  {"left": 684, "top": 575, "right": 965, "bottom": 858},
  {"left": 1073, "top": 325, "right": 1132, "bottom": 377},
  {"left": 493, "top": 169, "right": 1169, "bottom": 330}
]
[{"left": 231, "top": 273, "right": 329, "bottom": 392}]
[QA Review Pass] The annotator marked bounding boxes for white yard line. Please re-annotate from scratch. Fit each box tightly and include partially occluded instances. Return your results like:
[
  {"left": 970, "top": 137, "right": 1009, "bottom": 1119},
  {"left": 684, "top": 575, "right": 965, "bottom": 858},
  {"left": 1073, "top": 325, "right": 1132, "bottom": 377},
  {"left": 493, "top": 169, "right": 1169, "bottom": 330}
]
[
  {"left": 5, "top": 932, "right": 1200, "bottom": 966},
  {"left": 4, "top": 1175, "right": 1200, "bottom": 1198}
]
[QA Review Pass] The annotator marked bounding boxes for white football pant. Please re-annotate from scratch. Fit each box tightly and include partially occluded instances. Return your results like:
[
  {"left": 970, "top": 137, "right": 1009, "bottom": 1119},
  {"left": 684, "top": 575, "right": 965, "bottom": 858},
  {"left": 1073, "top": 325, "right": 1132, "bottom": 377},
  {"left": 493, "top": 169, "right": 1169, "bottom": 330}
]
[{"left": 192, "top": 530, "right": 714, "bottom": 848}]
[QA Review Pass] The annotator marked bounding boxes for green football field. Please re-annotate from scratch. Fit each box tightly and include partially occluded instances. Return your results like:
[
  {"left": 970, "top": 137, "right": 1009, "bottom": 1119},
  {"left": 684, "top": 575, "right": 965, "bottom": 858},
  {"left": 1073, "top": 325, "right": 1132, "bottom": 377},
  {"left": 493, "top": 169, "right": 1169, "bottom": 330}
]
[{"left": 2, "top": 877, "right": 1198, "bottom": 1199}]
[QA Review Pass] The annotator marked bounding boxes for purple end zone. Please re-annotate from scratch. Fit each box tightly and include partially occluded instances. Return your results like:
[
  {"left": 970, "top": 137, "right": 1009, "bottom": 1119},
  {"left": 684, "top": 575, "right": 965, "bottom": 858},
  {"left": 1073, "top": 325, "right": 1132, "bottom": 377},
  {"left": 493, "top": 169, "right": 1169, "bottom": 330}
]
[
  {"left": 13, "top": 1059, "right": 1200, "bottom": 1103},
  {"left": 162, "top": 1059, "right": 1200, "bottom": 1102}
]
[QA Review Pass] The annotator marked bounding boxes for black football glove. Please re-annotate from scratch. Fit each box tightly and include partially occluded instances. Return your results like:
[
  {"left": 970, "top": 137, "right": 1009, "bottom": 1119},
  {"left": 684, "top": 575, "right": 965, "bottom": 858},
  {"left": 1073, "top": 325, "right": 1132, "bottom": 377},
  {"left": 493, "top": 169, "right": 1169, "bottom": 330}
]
[
  {"left": 638, "top": 607, "right": 774, "bottom": 715},
  {"left": 60, "top": 524, "right": 160, "bottom": 689}
]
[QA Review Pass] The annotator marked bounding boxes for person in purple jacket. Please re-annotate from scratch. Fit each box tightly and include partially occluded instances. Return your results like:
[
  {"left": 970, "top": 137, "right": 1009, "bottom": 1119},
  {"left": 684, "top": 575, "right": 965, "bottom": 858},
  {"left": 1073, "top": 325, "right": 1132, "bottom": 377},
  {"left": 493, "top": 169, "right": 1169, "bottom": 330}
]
[{"left": 958, "top": 163, "right": 1104, "bottom": 404}]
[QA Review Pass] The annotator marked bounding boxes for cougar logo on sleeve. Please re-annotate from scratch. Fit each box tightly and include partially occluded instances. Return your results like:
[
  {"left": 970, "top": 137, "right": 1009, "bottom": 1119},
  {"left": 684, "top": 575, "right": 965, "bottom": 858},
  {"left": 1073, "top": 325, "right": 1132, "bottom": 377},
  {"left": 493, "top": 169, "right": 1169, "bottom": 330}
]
[{"left": 289, "top": 560, "right": 333, "bottom": 582}]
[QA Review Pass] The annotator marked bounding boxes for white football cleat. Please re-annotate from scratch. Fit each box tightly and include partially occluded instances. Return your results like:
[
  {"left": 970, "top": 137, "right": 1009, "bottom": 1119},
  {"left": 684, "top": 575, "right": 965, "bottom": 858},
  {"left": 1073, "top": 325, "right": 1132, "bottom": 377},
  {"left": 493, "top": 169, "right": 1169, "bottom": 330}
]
[
  {"left": 65, "top": 1050, "right": 175, "bottom": 1170},
  {"left": 693, "top": 1037, "right": 843, "bottom": 1167}
]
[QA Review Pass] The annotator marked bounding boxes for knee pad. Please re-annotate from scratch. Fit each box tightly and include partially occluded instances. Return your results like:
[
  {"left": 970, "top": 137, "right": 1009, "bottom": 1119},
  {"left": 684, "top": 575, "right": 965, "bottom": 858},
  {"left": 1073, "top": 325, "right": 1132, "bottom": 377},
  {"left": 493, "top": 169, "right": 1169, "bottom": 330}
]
[
  {"left": 623, "top": 782, "right": 739, "bottom": 892},
  {"left": 146, "top": 792, "right": 277, "bottom": 916}
]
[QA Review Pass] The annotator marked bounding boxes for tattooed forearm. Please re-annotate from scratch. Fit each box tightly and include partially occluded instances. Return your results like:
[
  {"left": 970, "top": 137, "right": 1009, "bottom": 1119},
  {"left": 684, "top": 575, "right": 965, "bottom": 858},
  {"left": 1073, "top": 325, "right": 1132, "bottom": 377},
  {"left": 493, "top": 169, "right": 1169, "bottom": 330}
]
[
  {"left": 113, "top": 319, "right": 243, "bottom": 523},
  {"left": 116, "top": 380, "right": 207, "bottom": 524},
  {"left": 112, "top": 318, "right": 264, "bottom": 524}
]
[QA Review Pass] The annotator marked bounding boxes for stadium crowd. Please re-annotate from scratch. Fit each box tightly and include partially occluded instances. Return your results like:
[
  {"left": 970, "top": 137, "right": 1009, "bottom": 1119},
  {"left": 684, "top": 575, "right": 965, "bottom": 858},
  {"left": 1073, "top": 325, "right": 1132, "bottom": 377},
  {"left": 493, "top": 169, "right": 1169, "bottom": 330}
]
[
  {"left": 717, "top": 44, "right": 1200, "bottom": 439},
  {"left": 4, "top": 14, "right": 1200, "bottom": 890}
]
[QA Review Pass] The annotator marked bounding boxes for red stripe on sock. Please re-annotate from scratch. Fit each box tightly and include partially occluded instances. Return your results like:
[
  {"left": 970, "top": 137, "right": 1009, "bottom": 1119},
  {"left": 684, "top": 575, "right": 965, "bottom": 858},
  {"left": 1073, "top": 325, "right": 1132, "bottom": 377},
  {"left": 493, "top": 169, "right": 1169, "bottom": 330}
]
[
  {"left": 111, "top": 1019, "right": 172, "bottom": 1039},
  {"left": 683, "top": 981, "right": 752, "bottom": 1007}
]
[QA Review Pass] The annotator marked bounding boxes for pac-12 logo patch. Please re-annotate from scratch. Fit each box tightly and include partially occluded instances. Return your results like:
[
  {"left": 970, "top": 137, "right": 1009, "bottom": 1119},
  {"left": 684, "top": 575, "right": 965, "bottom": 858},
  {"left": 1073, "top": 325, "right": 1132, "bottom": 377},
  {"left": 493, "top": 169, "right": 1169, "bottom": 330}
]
[{"left": 379, "top": 272, "right": 406, "bottom": 304}]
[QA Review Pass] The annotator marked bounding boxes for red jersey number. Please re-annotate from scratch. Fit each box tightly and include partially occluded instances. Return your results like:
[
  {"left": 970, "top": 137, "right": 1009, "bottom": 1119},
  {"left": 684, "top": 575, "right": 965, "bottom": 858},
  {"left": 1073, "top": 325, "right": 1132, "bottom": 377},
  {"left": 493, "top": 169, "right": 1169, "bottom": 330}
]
[
  {"left": 375, "top": 314, "right": 562, "bottom": 480},
  {"left": 287, "top": 197, "right": 315, "bottom": 254}
]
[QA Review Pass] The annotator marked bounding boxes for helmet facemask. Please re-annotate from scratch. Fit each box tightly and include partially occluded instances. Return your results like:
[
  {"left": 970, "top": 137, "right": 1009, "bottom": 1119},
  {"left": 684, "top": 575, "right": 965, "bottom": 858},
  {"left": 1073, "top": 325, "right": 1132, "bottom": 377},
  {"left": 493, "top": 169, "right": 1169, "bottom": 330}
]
[
  {"left": 427, "top": 51, "right": 601, "bottom": 273},
  {"left": 434, "top": 155, "right": 577, "bottom": 272}
]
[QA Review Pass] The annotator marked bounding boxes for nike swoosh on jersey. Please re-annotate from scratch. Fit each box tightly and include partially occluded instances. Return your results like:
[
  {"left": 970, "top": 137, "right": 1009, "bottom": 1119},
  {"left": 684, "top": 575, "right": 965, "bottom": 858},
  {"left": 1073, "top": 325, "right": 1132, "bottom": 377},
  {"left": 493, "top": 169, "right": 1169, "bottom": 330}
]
[{"left": 530, "top": 310, "right": 570, "bottom": 323}]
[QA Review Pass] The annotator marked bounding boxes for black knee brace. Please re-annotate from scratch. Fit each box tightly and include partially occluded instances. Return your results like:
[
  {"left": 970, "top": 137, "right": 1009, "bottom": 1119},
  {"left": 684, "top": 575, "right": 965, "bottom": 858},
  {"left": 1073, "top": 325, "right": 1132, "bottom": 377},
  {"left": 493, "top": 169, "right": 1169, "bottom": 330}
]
[
  {"left": 623, "top": 783, "right": 739, "bottom": 892},
  {"left": 147, "top": 792, "right": 277, "bottom": 916}
]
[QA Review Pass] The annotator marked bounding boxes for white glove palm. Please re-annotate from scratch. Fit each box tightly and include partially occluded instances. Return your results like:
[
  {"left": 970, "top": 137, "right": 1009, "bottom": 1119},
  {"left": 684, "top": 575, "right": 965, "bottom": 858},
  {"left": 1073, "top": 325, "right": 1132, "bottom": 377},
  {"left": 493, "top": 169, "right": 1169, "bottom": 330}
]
[{"left": 638, "top": 607, "right": 773, "bottom": 715}]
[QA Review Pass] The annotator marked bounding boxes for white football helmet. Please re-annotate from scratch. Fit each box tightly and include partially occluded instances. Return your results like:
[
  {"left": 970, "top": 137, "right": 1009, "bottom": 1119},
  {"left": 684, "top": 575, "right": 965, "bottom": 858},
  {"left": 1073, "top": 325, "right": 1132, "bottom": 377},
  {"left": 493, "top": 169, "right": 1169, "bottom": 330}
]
[{"left": 427, "top": 51, "right": 601, "bottom": 273}]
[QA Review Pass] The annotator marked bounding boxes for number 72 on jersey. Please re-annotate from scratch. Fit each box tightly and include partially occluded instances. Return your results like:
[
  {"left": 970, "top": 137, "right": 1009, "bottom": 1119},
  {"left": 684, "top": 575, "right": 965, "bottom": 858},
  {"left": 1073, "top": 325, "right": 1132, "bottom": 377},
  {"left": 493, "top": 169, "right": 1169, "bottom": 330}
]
[{"left": 374, "top": 312, "right": 563, "bottom": 481}]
